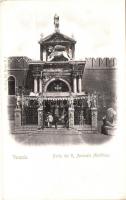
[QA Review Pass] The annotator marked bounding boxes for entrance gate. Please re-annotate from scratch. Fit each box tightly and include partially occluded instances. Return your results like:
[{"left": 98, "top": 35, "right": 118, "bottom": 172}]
[
  {"left": 43, "top": 99, "right": 69, "bottom": 128},
  {"left": 20, "top": 95, "right": 94, "bottom": 127},
  {"left": 74, "top": 99, "right": 91, "bottom": 125},
  {"left": 22, "top": 99, "right": 39, "bottom": 125}
]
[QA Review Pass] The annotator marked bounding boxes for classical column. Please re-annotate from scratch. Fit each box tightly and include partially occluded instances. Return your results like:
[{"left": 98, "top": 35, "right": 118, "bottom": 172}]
[
  {"left": 34, "top": 77, "right": 38, "bottom": 93},
  {"left": 39, "top": 77, "right": 42, "bottom": 93},
  {"left": 78, "top": 76, "right": 82, "bottom": 93},
  {"left": 43, "top": 50, "right": 46, "bottom": 61},
  {"left": 73, "top": 76, "right": 77, "bottom": 93}
]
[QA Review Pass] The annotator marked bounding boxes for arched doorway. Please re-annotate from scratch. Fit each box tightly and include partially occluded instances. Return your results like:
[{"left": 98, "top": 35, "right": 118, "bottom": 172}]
[
  {"left": 22, "top": 99, "right": 39, "bottom": 125},
  {"left": 8, "top": 76, "right": 15, "bottom": 95},
  {"left": 43, "top": 99, "right": 69, "bottom": 128},
  {"left": 43, "top": 78, "right": 70, "bottom": 128}
]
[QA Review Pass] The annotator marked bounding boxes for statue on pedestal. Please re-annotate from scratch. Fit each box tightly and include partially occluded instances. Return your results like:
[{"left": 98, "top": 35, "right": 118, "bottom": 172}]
[
  {"left": 54, "top": 14, "right": 59, "bottom": 32},
  {"left": 91, "top": 94, "right": 97, "bottom": 108},
  {"left": 16, "top": 95, "right": 21, "bottom": 109},
  {"left": 101, "top": 108, "right": 117, "bottom": 135}
]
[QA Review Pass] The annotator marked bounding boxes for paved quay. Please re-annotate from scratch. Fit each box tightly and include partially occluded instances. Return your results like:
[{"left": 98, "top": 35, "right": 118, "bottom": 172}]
[{"left": 11, "top": 127, "right": 112, "bottom": 145}]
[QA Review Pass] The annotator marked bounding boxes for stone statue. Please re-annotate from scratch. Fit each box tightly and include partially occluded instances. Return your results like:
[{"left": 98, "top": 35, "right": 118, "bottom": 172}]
[
  {"left": 91, "top": 94, "right": 97, "bottom": 108},
  {"left": 16, "top": 95, "right": 21, "bottom": 108},
  {"left": 101, "top": 108, "right": 117, "bottom": 135},
  {"left": 54, "top": 14, "right": 59, "bottom": 32},
  {"left": 47, "top": 44, "right": 70, "bottom": 61}
]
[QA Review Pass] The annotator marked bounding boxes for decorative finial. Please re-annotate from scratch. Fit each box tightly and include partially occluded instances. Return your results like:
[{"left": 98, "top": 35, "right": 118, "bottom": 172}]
[
  {"left": 54, "top": 14, "right": 59, "bottom": 32},
  {"left": 40, "top": 33, "right": 44, "bottom": 39},
  {"left": 71, "top": 34, "right": 74, "bottom": 39}
]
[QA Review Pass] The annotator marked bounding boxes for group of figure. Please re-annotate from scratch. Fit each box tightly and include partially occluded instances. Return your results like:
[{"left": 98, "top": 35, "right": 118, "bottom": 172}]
[{"left": 45, "top": 112, "right": 68, "bottom": 129}]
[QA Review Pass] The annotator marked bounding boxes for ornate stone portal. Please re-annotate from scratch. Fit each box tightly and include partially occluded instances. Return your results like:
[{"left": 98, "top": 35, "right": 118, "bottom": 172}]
[{"left": 15, "top": 15, "right": 98, "bottom": 132}]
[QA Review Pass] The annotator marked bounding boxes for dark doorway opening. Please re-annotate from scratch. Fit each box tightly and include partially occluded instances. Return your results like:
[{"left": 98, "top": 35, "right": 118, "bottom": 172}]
[
  {"left": 43, "top": 100, "right": 69, "bottom": 128},
  {"left": 8, "top": 76, "right": 15, "bottom": 95},
  {"left": 22, "top": 100, "right": 39, "bottom": 125}
]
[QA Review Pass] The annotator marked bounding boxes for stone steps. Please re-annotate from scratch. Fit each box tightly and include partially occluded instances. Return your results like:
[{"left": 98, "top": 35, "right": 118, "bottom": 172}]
[
  {"left": 13, "top": 127, "right": 81, "bottom": 135},
  {"left": 13, "top": 125, "right": 98, "bottom": 134}
]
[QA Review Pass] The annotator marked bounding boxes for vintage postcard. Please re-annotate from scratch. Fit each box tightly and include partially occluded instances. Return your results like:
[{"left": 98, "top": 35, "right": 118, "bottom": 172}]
[{"left": 0, "top": 0, "right": 125, "bottom": 199}]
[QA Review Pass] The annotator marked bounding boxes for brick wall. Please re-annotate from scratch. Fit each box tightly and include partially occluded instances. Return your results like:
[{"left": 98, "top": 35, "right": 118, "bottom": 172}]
[
  {"left": 8, "top": 57, "right": 30, "bottom": 120},
  {"left": 85, "top": 57, "right": 116, "bottom": 68},
  {"left": 82, "top": 57, "right": 117, "bottom": 119}
]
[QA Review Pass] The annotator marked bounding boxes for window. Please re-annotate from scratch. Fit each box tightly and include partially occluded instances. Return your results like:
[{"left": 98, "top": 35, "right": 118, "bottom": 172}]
[{"left": 8, "top": 76, "right": 15, "bottom": 95}]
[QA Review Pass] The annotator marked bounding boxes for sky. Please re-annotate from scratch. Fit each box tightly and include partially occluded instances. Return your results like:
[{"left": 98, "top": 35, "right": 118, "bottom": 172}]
[{"left": 0, "top": 0, "right": 124, "bottom": 60}]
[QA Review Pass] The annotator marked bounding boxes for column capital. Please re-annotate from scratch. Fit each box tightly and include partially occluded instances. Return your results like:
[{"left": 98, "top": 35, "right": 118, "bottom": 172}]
[
  {"left": 78, "top": 74, "right": 82, "bottom": 78},
  {"left": 72, "top": 73, "right": 77, "bottom": 78},
  {"left": 33, "top": 74, "right": 38, "bottom": 79},
  {"left": 39, "top": 76, "right": 42, "bottom": 80},
  {"left": 33, "top": 71, "right": 41, "bottom": 78}
]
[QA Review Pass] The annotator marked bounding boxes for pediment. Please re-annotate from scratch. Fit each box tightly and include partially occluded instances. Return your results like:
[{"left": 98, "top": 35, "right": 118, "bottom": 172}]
[{"left": 39, "top": 32, "right": 76, "bottom": 45}]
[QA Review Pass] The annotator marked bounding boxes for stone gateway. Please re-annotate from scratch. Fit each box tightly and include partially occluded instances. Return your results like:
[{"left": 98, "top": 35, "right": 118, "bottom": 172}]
[{"left": 8, "top": 15, "right": 116, "bottom": 134}]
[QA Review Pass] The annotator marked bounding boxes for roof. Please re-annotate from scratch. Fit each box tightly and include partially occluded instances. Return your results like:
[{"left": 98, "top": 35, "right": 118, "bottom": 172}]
[{"left": 39, "top": 32, "right": 76, "bottom": 45}]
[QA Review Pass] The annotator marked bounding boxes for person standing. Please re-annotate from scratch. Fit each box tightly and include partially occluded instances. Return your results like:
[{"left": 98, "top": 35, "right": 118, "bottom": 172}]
[
  {"left": 64, "top": 112, "right": 68, "bottom": 128},
  {"left": 48, "top": 113, "right": 53, "bottom": 128},
  {"left": 54, "top": 105, "right": 59, "bottom": 129},
  {"left": 54, "top": 114, "right": 58, "bottom": 129}
]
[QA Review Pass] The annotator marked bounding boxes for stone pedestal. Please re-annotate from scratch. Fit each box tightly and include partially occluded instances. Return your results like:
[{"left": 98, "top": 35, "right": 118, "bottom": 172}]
[
  {"left": 68, "top": 107, "right": 74, "bottom": 128},
  {"left": 91, "top": 107, "right": 97, "bottom": 129},
  {"left": 38, "top": 106, "right": 44, "bottom": 128},
  {"left": 15, "top": 108, "right": 21, "bottom": 127}
]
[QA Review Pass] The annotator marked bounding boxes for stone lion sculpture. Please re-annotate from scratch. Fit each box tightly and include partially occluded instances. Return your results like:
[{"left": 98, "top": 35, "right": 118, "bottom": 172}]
[{"left": 101, "top": 108, "right": 117, "bottom": 135}]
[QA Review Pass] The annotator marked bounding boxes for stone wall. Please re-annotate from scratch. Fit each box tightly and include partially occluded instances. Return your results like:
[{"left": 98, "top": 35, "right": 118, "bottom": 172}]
[
  {"left": 8, "top": 56, "right": 31, "bottom": 69},
  {"left": 8, "top": 57, "right": 30, "bottom": 120},
  {"left": 8, "top": 96, "right": 16, "bottom": 120},
  {"left": 82, "top": 57, "right": 117, "bottom": 119},
  {"left": 8, "top": 57, "right": 31, "bottom": 93},
  {"left": 85, "top": 57, "right": 116, "bottom": 68}
]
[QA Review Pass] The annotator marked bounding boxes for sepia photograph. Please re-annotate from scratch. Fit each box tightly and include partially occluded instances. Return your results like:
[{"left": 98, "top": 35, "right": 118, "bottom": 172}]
[
  {"left": 7, "top": 9, "right": 117, "bottom": 145},
  {"left": 0, "top": 0, "right": 125, "bottom": 200}
]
